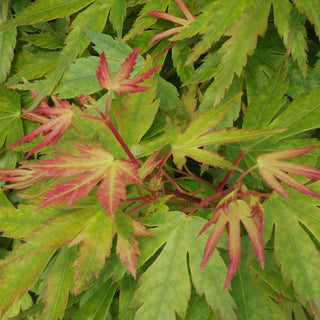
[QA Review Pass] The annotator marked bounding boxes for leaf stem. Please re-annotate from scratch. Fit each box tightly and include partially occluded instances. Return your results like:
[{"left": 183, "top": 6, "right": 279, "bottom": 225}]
[{"left": 216, "top": 152, "right": 244, "bottom": 193}]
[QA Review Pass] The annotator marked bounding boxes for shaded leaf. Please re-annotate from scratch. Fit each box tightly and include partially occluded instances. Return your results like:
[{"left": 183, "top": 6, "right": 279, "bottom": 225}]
[
  {"left": 209, "top": 1, "right": 271, "bottom": 105},
  {"left": 292, "top": 0, "right": 320, "bottom": 40},
  {"left": 273, "top": 0, "right": 308, "bottom": 76},
  {"left": 109, "top": 0, "right": 127, "bottom": 37},
  {"left": 243, "top": 57, "right": 289, "bottom": 129},
  {"left": 71, "top": 278, "right": 118, "bottom": 320}
]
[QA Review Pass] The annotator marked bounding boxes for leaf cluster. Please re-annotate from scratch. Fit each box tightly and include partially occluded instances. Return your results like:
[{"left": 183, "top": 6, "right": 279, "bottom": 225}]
[{"left": 0, "top": 0, "right": 319, "bottom": 319}]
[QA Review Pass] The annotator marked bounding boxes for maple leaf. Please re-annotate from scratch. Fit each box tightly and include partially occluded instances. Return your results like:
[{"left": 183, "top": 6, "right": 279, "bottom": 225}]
[
  {"left": 96, "top": 48, "right": 161, "bottom": 96},
  {"left": 0, "top": 167, "right": 46, "bottom": 190},
  {"left": 2, "top": 94, "right": 73, "bottom": 159},
  {"left": 257, "top": 145, "right": 320, "bottom": 200},
  {"left": 21, "top": 144, "right": 142, "bottom": 219},
  {"left": 115, "top": 210, "right": 152, "bottom": 279},
  {"left": 200, "top": 190, "right": 265, "bottom": 289},
  {"left": 146, "top": 0, "right": 195, "bottom": 46}
]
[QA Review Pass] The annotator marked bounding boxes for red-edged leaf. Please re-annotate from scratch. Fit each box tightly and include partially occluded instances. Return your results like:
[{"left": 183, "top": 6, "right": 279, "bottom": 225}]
[
  {"left": 96, "top": 48, "right": 161, "bottom": 96},
  {"left": 23, "top": 145, "right": 142, "bottom": 218},
  {"left": 2, "top": 96, "right": 73, "bottom": 159},
  {"left": 115, "top": 211, "right": 152, "bottom": 278},
  {"left": 200, "top": 191, "right": 265, "bottom": 289},
  {"left": 257, "top": 145, "right": 320, "bottom": 199},
  {"left": 116, "top": 235, "right": 139, "bottom": 279},
  {"left": 0, "top": 168, "right": 45, "bottom": 190},
  {"left": 146, "top": 0, "right": 195, "bottom": 45}
]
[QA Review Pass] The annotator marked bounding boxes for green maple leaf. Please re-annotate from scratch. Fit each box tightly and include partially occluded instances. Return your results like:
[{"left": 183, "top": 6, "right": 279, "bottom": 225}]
[
  {"left": 134, "top": 211, "right": 236, "bottom": 320},
  {"left": 207, "top": 1, "right": 272, "bottom": 105},
  {"left": 167, "top": 93, "right": 283, "bottom": 169},
  {"left": 263, "top": 182, "right": 320, "bottom": 316}
]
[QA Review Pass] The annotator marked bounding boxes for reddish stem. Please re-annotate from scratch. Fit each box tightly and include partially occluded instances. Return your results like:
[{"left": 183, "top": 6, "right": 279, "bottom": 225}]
[
  {"left": 124, "top": 195, "right": 153, "bottom": 202},
  {"left": 165, "top": 188, "right": 202, "bottom": 203},
  {"left": 156, "top": 150, "right": 172, "bottom": 176},
  {"left": 161, "top": 170, "right": 184, "bottom": 192},
  {"left": 104, "top": 92, "right": 140, "bottom": 167},
  {"left": 153, "top": 41, "right": 177, "bottom": 62},
  {"left": 186, "top": 187, "right": 232, "bottom": 217},
  {"left": 126, "top": 198, "right": 154, "bottom": 215},
  {"left": 216, "top": 152, "right": 244, "bottom": 193}
]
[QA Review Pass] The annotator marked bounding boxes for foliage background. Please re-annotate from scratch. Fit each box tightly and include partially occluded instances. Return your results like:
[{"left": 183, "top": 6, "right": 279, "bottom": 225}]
[{"left": 0, "top": 0, "right": 320, "bottom": 319}]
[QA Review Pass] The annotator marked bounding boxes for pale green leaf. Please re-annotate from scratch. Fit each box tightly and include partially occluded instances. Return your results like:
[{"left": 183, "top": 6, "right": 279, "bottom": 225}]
[
  {"left": 134, "top": 212, "right": 234, "bottom": 320},
  {"left": 109, "top": 0, "right": 127, "bottom": 37},
  {"left": 243, "top": 57, "right": 289, "bottom": 129},
  {"left": 188, "top": 217, "right": 236, "bottom": 320},
  {"left": 42, "top": 246, "right": 77, "bottom": 320},
  {"left": 155, "top": 76, "right": 181, "bottom": 111},
  {"left": 54, "top": 56, "right": 101, "bottom": 98},
  {"left": 0, "top": 85, "right": 23, "bottom": 146},
  {"left": 175, "top": 128, "right": 283, "bottom": 149},
  {"left": 133, "top": 213, "right": 191, "bottom": 320},
  {"left": 114, "top": 75, "right": 159, "bottom": 150},
  {"left": 210, "top": 1, "right": 271, "bottom": 105},
  {"left": 292, "top": 0, "right": 320, "bottom": 40},
  {"left": 0, "top": 205, "right": 61, "bottom": 238},
  {"left": 69, "top": 207, "right": 113, "bottom": 294},
  {"left": 0, "top": 250, "right": 54, "bottom": 316},
  {"left": 171, "top": 93, "right": 242, "bottom": 145},
  {"left": 0, "top": 0, "right": 96, "bottom": 32},
  {"left": 264, "top": 185, "right": 320, "bottom": 311},
  {"left": 232, "top": 265, "right": 285, "bottom": 319}
]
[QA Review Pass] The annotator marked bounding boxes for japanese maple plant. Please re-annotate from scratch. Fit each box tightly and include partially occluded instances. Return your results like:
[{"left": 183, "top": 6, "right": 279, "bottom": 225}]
[{"left": 0, "top": 0, "right": 320, "bottom": 319}]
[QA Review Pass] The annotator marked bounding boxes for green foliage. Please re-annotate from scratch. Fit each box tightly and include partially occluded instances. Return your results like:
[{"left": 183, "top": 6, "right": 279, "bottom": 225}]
[{"left": 0, "top": 0, "right": 319, "bottom": 319}]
